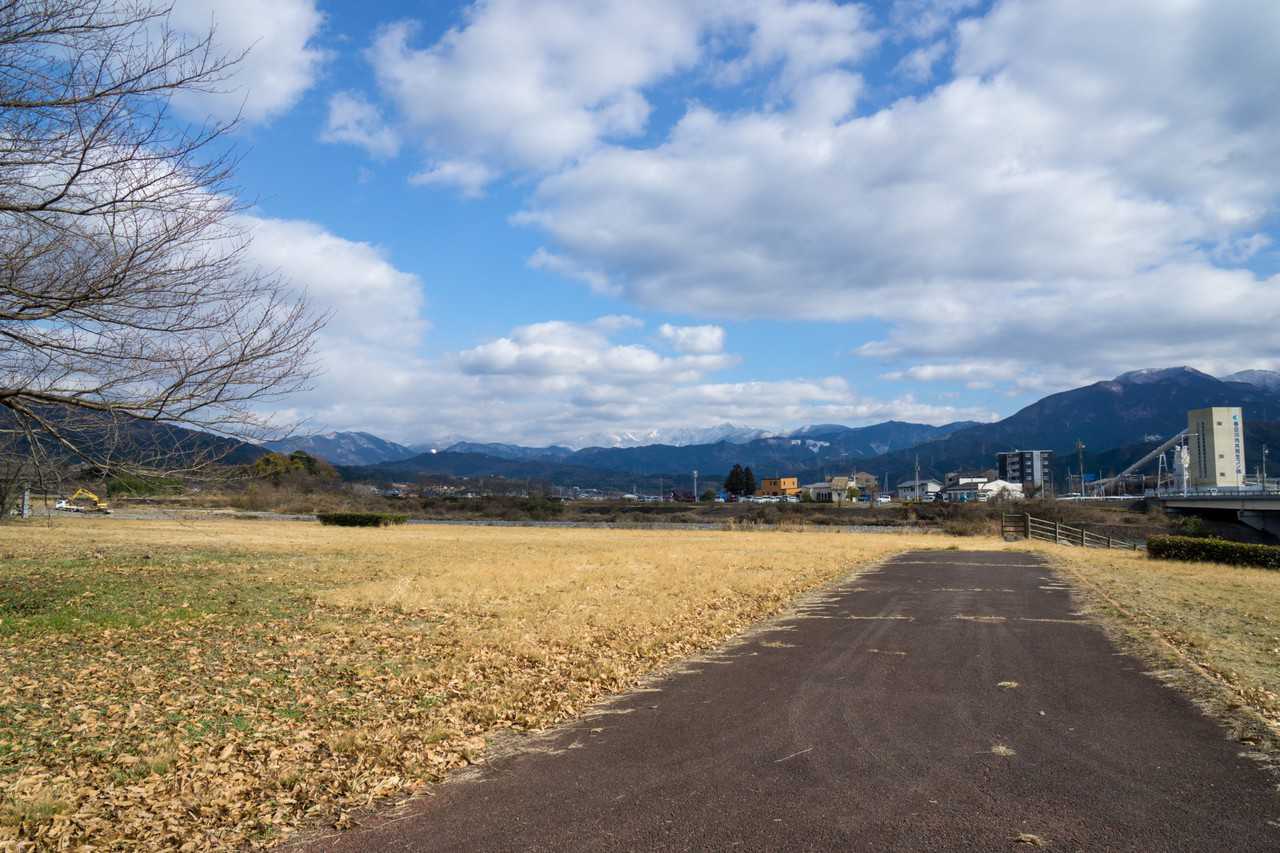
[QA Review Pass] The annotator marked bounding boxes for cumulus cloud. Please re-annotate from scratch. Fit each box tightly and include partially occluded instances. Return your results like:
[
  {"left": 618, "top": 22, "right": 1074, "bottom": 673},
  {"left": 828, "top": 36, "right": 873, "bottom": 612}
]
[
  {"left": 714, "top": 1, "right": 878, "bottom": 92},
  {"left": 322, "top": 91, "right": 400, "bottom": 157},
  {"left": 894, "top": 40, "right": 947, "bottom": 82},
  {"left": 880, "top": 361, "right": 1101, "bottom": 394},
  {"left": 237, "top": 215, "right": 431, "bottom": 433},
  {"left": 385, "top": 323, "right": 992, "bottom": 445},
  {"left": 167, "top": 0, "right": 327, "bottom": 123},
  {"left": 890, "top": 0, "right": 982, "bottom": 41},
  {"left": 408, "top": 160, "right": 497, "bottom": 198},
  {"left": 255, "top": 0, "right": 1280, "bottom": 435},
  {"left": 457, "top": 318, "right": 733, "bottom": 381},
  {"left": 362, "top": 0, "right": 877, "bottom": 190},
  {"left": 366, "top": 4, "right": 702, "bottom": 181},
  {"left": 255, "top": 295, "right": 989, "bottom": 444},
  {"left": 659, "top": 323, "right": 726, "bottom": 354},
  {"left": 515, "top": 0, "right": 1280, "bottom": 389}
]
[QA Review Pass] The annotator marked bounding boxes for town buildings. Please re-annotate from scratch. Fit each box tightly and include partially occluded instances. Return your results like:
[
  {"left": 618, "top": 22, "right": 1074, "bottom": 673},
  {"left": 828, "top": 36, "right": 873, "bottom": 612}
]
[
  {"left": 940, "top": 478, "right": 1023, "bottom": 503},
  {"left": 896, "top": 479, "right": 942, "bottom": 501},
  {"left": 757, "top": 476, "right": 801, "bottom": 497},
  {"left": 996, "top": 450, "right": 1055, "bottom": 496}
]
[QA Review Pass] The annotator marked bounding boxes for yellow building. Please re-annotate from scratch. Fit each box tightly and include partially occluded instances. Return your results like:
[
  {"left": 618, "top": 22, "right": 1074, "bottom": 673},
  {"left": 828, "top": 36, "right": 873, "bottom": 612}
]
[{"left": 757, "top": 477, "right": 800, "bottom": 497}]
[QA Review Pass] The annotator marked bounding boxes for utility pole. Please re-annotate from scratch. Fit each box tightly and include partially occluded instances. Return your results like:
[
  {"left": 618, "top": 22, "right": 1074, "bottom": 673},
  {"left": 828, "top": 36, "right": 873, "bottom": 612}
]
[
  {"left": 693, "top": 469, "right": 699, "bottom": 501},
  {"left": 1075, "top": 440, "right": 1086, "bottom": 496},
  {"left": 913, "top": 454, "right": 920, "bottom": 503},
  {"left": 1263, "top": 445, "right": 1270, "bottom": 491}
]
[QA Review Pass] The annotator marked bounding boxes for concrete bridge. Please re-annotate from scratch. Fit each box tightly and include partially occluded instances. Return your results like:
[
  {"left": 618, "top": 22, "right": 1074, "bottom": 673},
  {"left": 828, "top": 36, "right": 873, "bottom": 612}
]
[{"left": 1152, "top": 491, "right": 1280, "bottom": 539}]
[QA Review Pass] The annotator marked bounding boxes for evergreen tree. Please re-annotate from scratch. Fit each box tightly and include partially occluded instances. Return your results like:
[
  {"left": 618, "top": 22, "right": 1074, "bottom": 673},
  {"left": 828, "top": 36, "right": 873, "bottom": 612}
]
[
  {"left": 743, "top": 467, "right": 757, "bottom": 496},
  {"left": 724, "top": 464, "right": 745, "bottom": 495}
]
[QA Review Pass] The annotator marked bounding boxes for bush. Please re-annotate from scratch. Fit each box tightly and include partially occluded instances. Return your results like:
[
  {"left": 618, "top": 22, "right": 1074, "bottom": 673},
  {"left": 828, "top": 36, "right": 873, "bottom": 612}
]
[
  {"left": 316, "top": 512, "right": 408, "bottom": 528},
  {"left": 1171, "top": 515, "right": 1207, "bottom": 536},
  {"left": 1148, "top": 535, "right": 1280, "bottom": 569}
]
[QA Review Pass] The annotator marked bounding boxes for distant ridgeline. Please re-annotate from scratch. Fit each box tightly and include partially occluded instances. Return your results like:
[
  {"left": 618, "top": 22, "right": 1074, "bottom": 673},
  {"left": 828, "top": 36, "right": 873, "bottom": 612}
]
[
  {"left": 49, "top": 367, "right": 1280, "bottom": 490},
  {"left": 334, "top": 368, "right": 1280, "bottom": 490}
]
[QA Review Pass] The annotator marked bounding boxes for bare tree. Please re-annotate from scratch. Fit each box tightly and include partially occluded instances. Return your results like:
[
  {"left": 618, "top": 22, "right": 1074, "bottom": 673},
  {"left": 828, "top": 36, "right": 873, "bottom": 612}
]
[{"left": 0, "top": 1, "right": 323, "bottom": 499}]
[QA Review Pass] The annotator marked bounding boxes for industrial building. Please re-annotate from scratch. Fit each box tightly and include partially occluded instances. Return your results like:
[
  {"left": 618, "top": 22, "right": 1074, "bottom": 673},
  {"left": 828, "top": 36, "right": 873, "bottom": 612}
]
[
  {"left": 996, "top": 450, "right": 1054, "bottom": 495},
  {"left": 1188, "top": 407, "right": 1245, "bottom": 488}
]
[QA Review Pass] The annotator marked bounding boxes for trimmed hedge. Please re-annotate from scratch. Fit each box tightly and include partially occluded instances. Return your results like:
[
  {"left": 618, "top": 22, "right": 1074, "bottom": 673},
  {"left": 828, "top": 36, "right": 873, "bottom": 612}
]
[
  {"left": 1148, "top": 535, "right": 1280, "bottom": 570},
  {"left": 316, "top": 512, "right": 408, "bottom": 528}
]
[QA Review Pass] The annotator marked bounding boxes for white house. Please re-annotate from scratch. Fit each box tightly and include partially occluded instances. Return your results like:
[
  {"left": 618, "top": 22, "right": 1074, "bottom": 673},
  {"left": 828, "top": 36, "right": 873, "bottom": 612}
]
[
  {"left": 941, "top": 478, "right": 1024, "bottom": 502},
  {"left": 897, "top": 479, "right": 942, "bottom": 501}
]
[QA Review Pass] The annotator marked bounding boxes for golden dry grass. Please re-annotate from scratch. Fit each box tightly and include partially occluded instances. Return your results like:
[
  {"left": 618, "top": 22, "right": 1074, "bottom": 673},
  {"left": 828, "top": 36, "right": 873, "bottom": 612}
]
[
  {"left": 1039, "top": 543, "right": 1280, "bottom": 727},
  {"left": 0, "top": 518, "right": 941, "bottom": 850}
]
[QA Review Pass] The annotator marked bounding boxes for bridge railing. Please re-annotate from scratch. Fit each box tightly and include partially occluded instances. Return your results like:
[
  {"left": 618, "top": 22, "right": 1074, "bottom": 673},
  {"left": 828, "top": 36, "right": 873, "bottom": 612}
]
[
  {"left": 1002, "top": 513, "right": 1142, "bottom": 551},
  {"left": 1148, "top": 486, "right": 1280, "bottom": 499}
]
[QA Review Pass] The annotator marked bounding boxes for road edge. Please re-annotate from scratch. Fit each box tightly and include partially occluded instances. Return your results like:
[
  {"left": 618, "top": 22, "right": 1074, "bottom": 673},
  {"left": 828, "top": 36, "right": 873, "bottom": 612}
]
[{"left": 1048, "top": 552, "right": 1280, "bottom": 783}]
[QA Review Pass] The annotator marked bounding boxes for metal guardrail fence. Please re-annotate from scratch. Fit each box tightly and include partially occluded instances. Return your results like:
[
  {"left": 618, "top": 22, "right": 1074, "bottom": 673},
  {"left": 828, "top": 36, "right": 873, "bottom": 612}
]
[
  {"left": 1002, "top": 513, "right": 1142, "bottom": 551},
  {"left": 1148, "top": 487, "right": 1280, "bottom": 499}
]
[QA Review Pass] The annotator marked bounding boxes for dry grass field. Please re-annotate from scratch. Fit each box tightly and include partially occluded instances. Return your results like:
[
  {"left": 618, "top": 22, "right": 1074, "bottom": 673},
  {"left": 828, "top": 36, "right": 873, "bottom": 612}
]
[
  {"left": 0, "top": 519, "right": 938, "bottom": 850},
  {"left": 5, "top": 519, "right": 1279, "bottom": 850}
]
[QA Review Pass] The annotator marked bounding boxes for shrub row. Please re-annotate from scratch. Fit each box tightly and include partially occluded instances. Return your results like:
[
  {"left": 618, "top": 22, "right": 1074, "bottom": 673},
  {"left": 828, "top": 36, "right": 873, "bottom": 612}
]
[
  {"left": 316, "top": 512, "right": 408, "bottom": 528},
  {"left": 1148, "top": 535, "right": 1280, "bottom": 570}
]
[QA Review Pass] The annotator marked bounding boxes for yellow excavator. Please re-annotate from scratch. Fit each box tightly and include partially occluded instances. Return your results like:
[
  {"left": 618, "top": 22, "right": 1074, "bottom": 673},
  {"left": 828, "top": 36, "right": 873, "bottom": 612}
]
[{"left": 56, "top": 488, "right": 111, "bottom": 513}]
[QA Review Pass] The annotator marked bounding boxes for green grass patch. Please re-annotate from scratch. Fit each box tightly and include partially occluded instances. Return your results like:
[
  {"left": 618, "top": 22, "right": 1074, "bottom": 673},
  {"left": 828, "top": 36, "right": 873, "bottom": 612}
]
[{"left": 0, "top": 550, "right": 303, "bottom": 638}]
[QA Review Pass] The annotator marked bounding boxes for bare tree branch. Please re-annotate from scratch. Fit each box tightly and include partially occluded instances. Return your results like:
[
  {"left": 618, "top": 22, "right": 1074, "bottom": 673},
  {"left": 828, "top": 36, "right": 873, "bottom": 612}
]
[{"left": 0, "top": 0, "right": 324, "bottom": 490}]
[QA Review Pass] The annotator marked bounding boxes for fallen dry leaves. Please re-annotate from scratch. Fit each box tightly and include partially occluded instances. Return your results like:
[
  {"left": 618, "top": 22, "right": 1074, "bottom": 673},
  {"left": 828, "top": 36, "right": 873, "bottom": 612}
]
[{"left": 0, "top": 519, "right": 935, "bottom": 850}]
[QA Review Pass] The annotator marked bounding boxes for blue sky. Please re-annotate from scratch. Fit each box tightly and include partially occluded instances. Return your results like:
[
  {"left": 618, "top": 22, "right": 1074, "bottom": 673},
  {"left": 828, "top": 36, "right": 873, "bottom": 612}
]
[{"left": 172, "top": 0, "right": 1280, "bottom": 445}]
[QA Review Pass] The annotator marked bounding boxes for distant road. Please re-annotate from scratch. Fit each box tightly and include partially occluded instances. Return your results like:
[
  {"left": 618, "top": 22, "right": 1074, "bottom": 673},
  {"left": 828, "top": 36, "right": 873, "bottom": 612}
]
[{"left": 307, "top": 551, "right": 1280, "bottom": 851}]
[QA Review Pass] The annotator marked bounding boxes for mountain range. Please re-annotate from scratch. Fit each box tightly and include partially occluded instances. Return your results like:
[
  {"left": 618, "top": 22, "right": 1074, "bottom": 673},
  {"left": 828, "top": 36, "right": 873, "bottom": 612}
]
[
  {"left": 334, "top": 367, "right": 1280, "bottom": 488},
  {"left": 786, "top": 367, "right": 1280, "bottom": 487},
  {"left": 264, "top": 431, "right": 415, "bottom": 466}
]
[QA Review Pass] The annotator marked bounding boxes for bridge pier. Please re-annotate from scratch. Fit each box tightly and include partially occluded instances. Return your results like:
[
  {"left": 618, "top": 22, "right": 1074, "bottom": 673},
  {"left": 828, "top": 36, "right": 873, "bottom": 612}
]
[{"left": 1239, "top": 511, "right": 1280, "bottom": 541}]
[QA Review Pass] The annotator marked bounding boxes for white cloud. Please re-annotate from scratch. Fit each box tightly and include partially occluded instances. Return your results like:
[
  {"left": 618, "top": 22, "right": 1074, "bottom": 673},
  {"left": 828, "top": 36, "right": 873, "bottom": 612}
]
[
  {"left": 366, "top": 5, "right": 703, "bottom": 178},
  {"left": 715, "top": 1, "right": 879, "bottom": 92},
  {"left": 659, "top": 323, "right": 726, "bottom": 354},
  {"left": 457, "top": 318, "right": 733, "bottom": 380},
  {"left": 237, "top": 215, "right": 430, "bottom": 432},
  {"left": 382, "top": 326, "right": 990, "bottom": 445},
  {"left": 258, "top": 300, "right": 991, "bottom": 444},
  {"left": 363, "top": 0, "right": 878, "bottom": 190},
  {"left": 408, "top": 160, "right": 497, "bottom": 198},
  {"left": 880, "top": 361, "right": 1100, "bottom": 394},
  {"left": 894, "top": 40, "right": 947, "bottom": 83},
  {"left": 890, "top": 0, "right": 982, "bottom": 41},
  {"left": 322, "top": 91, "right": 400, "bottom": 157},
  {"left": 515, "top": 0, "right": 1280, "bottom": 385},
  {"left": 250, "top": 1, "right": 1280, "bottom": 437},
  {"left": 168, "top": 0, "right": 328, "bottom": 123},
  {"left": 528, "top": 249, "right": 616, "bottom": 296}
]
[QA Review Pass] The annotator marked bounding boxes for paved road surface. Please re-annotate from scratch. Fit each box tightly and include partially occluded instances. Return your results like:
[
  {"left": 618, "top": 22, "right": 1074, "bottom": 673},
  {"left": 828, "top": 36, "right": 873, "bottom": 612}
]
[{"left": 310, "top": 551, "right": 1280, "bottom": 851}]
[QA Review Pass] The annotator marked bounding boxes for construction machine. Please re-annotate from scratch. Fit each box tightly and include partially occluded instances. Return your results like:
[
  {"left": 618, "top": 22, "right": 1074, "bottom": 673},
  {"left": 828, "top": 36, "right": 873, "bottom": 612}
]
[{"left": 62, "top": 488, "right": 111, "bottom": 513}]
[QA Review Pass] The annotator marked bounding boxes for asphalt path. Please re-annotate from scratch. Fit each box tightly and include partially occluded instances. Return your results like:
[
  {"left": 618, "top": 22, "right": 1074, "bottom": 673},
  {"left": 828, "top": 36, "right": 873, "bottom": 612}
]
[{"left": 309, "top": 550, "right": 1280, "bottom": 851}]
